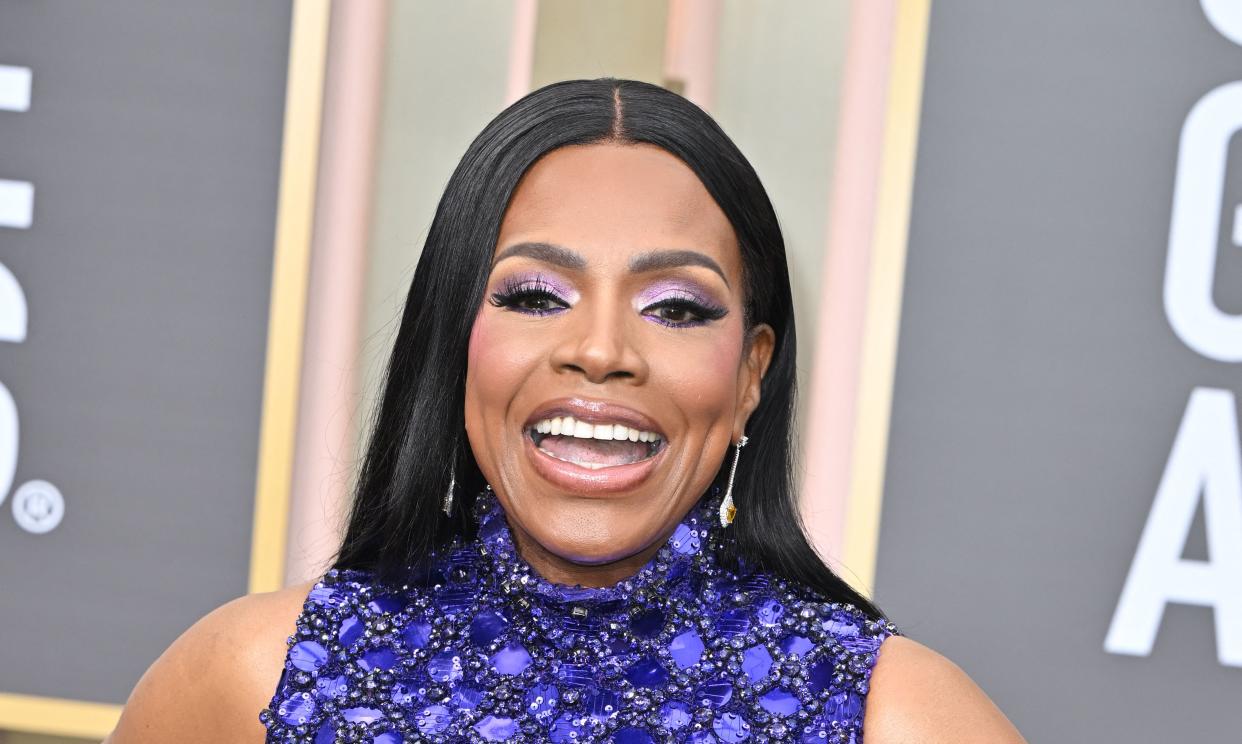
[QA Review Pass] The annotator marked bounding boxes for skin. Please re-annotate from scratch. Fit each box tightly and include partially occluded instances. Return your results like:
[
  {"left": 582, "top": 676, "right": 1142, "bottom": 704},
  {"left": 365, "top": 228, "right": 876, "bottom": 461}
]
[
  {"left": 105, "top": 143, "right": 1025, "bottom": 743},
  {"left": 464, "top": 141, "right": 773, "bottom": 587}
]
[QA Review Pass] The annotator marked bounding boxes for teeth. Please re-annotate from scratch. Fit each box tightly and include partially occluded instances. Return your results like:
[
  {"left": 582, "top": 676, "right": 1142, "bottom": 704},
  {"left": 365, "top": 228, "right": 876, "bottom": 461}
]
[{"left": 529, "top": 415, "right": 662, "bottom": 444}]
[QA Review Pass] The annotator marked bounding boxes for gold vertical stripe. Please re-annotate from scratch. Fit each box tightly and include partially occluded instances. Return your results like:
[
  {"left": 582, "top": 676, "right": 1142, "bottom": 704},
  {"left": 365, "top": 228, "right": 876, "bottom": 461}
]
[
  {"left": 842, "top": 0, "right": 932, "bottom": 595},
  {"left": 0, "top": 2, "right": 328, "bottom": 738},
  {"left": 249, "top": 0, "right": 330, "bottom": 594}
]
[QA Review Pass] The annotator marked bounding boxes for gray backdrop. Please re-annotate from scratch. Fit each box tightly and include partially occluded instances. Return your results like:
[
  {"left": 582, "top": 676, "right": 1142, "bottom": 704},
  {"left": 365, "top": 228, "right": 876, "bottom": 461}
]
[
  {"left": 874, "top": 1, "right": 1241, "bottom": 740},
  {"left": 0, "top": 2, "right": 292, "bottom": 705}
]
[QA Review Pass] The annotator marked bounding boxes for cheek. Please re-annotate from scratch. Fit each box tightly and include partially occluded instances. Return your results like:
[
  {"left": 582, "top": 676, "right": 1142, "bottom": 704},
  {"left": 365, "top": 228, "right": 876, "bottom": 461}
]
[
  {"left": 467, "top": 311, "right": 507, "bottom": 418},
  {"left": 465, "top": 311, "right": 514, "bottom": 476},
  {"left": 656, "top": 324, "right": 746, "bottom": 420},
  {"left": 465, "top": 309, "right": 543, "bottom": 423},
  {"left": 466, "top": 310, "right": 491, "bottom": 371},
  {"left": 710, "top": 329, "right": 746, "bottom": 381}
]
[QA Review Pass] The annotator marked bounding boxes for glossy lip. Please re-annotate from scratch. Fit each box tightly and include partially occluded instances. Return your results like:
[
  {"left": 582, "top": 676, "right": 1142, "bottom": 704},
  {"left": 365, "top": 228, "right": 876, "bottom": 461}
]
[{"left": 522, "top": 396, "right": 669, "bottom": 494}]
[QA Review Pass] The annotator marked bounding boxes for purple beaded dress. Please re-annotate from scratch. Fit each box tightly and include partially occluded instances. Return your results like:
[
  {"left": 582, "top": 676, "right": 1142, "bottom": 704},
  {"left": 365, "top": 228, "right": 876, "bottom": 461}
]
[{"left": 261, "top": 489, "right": 898, "bottom": 743}]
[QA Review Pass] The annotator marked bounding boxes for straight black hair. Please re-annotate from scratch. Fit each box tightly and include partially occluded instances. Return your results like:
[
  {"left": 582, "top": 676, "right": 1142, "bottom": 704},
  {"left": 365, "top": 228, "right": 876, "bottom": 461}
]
[{"left": 335, "top": 78, "right": 884, "bottom": 620}]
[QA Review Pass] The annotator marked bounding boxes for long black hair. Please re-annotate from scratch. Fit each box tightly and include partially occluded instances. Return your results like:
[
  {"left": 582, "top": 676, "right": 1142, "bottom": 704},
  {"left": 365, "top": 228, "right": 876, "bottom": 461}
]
[{"left": 335, "top": 78, "right": 884, "bottom": 619}]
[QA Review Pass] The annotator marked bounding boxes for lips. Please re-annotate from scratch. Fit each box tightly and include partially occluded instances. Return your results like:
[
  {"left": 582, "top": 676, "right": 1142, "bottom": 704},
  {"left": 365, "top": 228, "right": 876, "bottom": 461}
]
[{"left": 521, "top": 397, "right": 668, "bottom": 493}]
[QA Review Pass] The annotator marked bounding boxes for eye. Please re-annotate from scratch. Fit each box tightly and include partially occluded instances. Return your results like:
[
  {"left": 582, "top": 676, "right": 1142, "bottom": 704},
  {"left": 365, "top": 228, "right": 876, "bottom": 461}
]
[
  {"left": 488, "top": 276, "right": 570, "bottom": 316},
  {"left": 510, "top": 291, "right": 563, "bottom": 313},
  {"left": 643, "top": 298, "right": 727, "bottom": 328}
]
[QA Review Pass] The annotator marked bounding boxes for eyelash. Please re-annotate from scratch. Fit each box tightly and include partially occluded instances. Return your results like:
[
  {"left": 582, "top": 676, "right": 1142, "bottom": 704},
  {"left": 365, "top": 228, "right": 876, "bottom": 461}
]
[
  {"left": 643, "top": 295, "right": 727, "bottom": 328},
  {"left": 487, "top": 276, "right": 727, "bottom": 328},
  {"left": 488, "top": 276, "right": 568, "bottom": 316}
]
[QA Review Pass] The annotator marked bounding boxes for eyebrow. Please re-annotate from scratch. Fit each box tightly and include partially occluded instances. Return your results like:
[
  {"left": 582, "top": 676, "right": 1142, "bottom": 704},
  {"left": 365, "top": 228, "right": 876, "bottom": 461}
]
[
  {"left": 629, "top": 249, "right": 729, "bottom": 287},
  {"left": 493, "top": 242, "right": 729, "bottom": 287},
  {"left": 492, "top": 242, "right": 586, "bottom": 271}
]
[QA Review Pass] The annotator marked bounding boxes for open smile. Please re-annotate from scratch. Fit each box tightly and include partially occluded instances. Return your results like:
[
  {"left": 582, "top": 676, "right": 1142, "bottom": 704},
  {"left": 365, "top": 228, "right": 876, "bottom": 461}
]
[
  {"left": 521, "top": 398, "right": 669, "bottom": 493},
  {"left": 526, "top": 414, "right": 665, "bottom": 469}
]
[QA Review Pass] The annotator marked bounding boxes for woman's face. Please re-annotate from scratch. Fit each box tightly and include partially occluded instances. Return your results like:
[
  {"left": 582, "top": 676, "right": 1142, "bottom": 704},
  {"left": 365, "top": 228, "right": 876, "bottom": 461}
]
[{"left": 464, "top": 142, "right": 774, "bottom": 585}]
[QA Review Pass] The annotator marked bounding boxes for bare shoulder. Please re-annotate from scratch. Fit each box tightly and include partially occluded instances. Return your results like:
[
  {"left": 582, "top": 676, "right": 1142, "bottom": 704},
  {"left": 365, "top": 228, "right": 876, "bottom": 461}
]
[
  {"left": 863, "top": 635, "right": 1027, "bottom": 744},
  {"left": 105, "top": 580, "right": 314, "bottom": 744}
]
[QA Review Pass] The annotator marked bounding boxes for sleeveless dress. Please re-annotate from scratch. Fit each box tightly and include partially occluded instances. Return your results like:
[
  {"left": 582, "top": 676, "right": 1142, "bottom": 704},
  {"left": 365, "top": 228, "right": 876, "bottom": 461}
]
[{"left": 261, "top": 490, "right": 899, "bottom": 743}]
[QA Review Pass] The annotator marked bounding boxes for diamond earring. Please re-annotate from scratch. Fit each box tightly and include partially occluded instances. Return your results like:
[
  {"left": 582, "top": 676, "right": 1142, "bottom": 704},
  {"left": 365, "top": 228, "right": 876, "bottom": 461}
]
[{"left": 720, "top": 434, "right": 749, "bottom": 527}]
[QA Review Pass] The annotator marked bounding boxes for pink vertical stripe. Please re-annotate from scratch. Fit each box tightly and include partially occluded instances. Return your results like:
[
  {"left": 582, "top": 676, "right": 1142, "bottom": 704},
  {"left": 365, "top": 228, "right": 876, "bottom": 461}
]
[
  {"left": 506, "top": 0, "right": 538, "bottom": 105},
  {"left": 663, "top": 0, "right": 722, "bottom": 110},
  {"left": 801, "top": 0, "right": 898, "bottom": 570},
  {"left": 285, "top": 0, "right": 389, "bottom": 586}
]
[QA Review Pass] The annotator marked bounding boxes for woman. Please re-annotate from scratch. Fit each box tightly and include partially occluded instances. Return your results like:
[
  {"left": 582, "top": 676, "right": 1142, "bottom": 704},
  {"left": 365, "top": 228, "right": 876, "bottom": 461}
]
[{"left": 109, "top": 79, "right": 1023, "bottom": 743}]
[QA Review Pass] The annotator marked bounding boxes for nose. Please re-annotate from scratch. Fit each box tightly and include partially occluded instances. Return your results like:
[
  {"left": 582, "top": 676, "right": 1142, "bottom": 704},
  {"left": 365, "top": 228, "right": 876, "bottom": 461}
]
[{"left": 550, "top": 296, "right": 649, "bottom": 385}]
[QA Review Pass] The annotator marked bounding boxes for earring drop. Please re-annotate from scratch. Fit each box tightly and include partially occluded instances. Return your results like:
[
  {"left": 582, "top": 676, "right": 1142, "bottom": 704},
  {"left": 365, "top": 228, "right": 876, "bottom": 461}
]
[
  {"left": 443, "top": 446, "right": 457, "bottom": 516},
  {"left": 442, "top": 469, "right": 456, "bottom": 515},
  {"left": 720, "top": 434, "right": 749, "bottom": 527}
]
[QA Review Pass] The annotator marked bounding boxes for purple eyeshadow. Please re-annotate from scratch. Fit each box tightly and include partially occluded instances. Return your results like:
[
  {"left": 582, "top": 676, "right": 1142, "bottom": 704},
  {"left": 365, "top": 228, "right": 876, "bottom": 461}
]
[
  {"left": 634, "top": 279, "right": 722, "bottom": 310},
  {"left": 501, "top": 271, "right": 578, "bottom": 303}
]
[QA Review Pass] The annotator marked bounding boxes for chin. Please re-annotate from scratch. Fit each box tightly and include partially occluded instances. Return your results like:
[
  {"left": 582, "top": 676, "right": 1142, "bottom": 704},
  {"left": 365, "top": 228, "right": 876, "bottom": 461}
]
[{"left": 527, "top": 497, "right": 654, "bottom": 564}]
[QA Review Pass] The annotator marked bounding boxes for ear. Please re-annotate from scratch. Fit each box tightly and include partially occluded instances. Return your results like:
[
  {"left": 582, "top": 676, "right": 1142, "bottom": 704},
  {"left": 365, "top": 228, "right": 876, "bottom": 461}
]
[{"left": 734, "top": 323, "right": 775, "bottom": 439}]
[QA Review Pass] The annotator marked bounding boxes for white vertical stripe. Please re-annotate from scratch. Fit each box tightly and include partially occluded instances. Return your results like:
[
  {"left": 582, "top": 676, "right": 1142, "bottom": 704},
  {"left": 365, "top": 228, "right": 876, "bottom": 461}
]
[
  {"left": 0, "top": 65, "right": 32, "bottom": 112},
  {"left": 0, "top": 180, "right": 34, "bottom": 229}
]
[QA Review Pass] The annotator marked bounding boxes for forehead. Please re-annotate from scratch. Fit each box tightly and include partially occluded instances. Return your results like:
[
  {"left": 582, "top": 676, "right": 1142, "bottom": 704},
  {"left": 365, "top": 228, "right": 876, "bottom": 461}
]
[{"left": 496, "top": 143, "right": 739, "bottom": 271}]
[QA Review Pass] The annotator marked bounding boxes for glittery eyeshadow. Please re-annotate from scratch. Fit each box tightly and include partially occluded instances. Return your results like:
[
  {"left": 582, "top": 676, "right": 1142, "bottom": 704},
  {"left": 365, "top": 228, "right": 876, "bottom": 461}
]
[
  {"left": 634, "top": 279, "right": 723, "bottom": 311},
  {"left": 500, "top": 271, "right": 579, "bottom": 304},
  {"left": 260, "top": 489, "right": 900, "bottom": 742}
]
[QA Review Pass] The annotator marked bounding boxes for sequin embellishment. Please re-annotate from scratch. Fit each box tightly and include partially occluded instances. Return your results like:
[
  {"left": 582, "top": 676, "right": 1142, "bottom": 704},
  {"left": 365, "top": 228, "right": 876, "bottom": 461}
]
[{"left": 261, "top": 490, "right": 899, "bottom": 742}]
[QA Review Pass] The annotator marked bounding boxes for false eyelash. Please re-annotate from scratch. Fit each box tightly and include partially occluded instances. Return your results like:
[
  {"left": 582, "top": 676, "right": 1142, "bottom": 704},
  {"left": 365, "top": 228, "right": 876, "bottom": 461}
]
[
  {"left": 488, "top": 275, "right": 568, "bottom": 315},
  {"left": 644, "top": 296, "right": 728, "bottom": 328}
]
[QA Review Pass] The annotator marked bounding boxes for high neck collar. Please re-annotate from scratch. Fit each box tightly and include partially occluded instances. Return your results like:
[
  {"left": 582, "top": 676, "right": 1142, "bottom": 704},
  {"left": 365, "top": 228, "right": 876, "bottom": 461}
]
[{"left": 470, "top": 488, "right": 725, "bottom": 611}]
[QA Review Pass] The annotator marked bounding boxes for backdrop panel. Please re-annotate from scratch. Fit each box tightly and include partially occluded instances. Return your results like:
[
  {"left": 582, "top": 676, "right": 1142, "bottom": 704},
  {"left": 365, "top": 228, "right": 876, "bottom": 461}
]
[
  {"left": 874, "top": 2, "right": 1241, "bottom": 740},
  {"left": 0, "top": 0, "right": 301, "bottom": 733}
]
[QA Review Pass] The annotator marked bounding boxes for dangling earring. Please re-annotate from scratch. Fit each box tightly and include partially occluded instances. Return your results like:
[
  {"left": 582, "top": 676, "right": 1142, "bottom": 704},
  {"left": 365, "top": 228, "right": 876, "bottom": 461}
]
[
  {"left": 443, "top": 444, "right": 457, "bottom": 516},
  {"left": 720, "top": 434, "right": 749, "bottom": 527}
]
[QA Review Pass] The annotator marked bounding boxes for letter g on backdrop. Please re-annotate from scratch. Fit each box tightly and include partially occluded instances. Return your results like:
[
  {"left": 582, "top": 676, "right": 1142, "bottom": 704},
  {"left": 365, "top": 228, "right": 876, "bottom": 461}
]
[{"left": 1165, "top": 0, "right": 1242, "bottom": 362}]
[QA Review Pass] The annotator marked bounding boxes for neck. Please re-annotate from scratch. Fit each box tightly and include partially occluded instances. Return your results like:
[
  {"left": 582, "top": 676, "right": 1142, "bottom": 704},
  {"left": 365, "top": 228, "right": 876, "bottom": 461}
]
[{"left": 506, "top": 519, "right": 673, "bottom": 588}]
